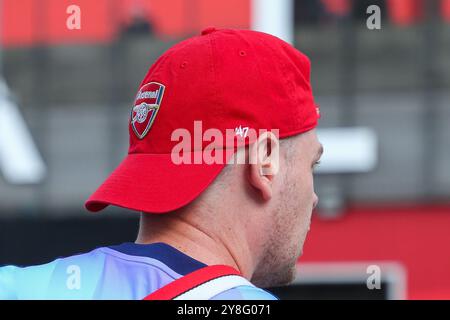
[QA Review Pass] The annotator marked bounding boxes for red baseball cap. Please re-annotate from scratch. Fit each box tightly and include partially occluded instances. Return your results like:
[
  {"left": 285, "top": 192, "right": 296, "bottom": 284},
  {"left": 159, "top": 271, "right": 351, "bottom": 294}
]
[{"left": 85, "top": 27, "right": 319, "bottom": 214}]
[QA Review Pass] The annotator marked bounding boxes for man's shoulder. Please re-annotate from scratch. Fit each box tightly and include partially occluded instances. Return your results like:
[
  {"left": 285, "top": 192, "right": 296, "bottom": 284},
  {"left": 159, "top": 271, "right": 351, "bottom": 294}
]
[
  {"left": 0, "top": 246, "right": 112, "bottom": 299},
  {"left": 210, "top": 285, "right": 278, "bottom": 300},
  {"left": 0, "top": 243, "right": 189, "bottom": 299}
]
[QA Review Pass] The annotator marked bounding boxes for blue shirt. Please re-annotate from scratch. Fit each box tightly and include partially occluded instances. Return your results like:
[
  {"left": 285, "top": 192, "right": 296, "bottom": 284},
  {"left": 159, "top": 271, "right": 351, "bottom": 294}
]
[{"left": 0, "top": 242, "right": 278, "bottom": 300}]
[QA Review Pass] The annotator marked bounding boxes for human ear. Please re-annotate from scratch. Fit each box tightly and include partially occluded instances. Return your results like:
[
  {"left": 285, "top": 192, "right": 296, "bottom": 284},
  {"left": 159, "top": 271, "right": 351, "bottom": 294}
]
[{"left": 247, "top": 132, "right": 279, "bottom": 201}]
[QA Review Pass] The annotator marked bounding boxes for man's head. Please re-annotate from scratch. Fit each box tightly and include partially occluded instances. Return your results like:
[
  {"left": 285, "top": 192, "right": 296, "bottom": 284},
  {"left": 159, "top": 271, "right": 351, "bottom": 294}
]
[{"left": 85, "top": 28, "right": 321, "bottom": 287}]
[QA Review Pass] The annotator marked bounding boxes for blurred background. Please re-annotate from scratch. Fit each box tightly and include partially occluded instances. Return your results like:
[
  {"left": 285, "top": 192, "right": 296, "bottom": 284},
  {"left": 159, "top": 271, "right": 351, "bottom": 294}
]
[{"left": 0, "top": 0, "right": 449, "bottom": 299}]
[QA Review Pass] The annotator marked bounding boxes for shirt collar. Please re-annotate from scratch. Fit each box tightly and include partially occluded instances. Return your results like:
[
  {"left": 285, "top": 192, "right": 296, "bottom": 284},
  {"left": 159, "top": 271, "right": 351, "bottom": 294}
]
[{"left": 108, "top": 242, "right": 207, "bottom": 275}]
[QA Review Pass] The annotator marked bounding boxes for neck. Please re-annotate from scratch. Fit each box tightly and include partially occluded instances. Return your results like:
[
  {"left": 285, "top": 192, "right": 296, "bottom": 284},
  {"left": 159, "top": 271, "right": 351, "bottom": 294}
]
[{"left": 136, "top": 211, "right": 254, "bottom": 280}]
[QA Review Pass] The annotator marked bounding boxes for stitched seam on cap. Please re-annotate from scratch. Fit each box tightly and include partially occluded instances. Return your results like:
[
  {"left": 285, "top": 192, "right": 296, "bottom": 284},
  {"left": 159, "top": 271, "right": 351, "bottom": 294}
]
[{"left": 208, "top": 32, "right": 222, "bottom": 122}]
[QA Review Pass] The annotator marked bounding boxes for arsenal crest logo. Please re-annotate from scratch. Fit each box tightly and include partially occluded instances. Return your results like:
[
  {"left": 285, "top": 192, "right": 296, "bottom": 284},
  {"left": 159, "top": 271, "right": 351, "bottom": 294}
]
[{"left": 130, "top": 82, "right": 165, "bottom": 139}]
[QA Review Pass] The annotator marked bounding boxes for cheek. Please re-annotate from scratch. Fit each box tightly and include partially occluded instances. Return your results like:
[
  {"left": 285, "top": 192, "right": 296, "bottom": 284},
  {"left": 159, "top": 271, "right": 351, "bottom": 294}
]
[
  {"left": 296, "top": 167, "right": 314, "bottom": 201},
  {"left": 306, "top": 173, "right": 315, "bottom": 204},
  {"left": 281, "top": 160, "right": 314, "bottom": 208},
  {"left": 296, "top": 170, "right": 315, "bottom": 227}
]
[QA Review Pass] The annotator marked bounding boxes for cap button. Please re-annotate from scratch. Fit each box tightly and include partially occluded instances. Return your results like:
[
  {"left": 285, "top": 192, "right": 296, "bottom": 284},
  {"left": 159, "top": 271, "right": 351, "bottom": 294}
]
[{"left": 201, "top": 27, "right": 217, "bottom": 36}]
